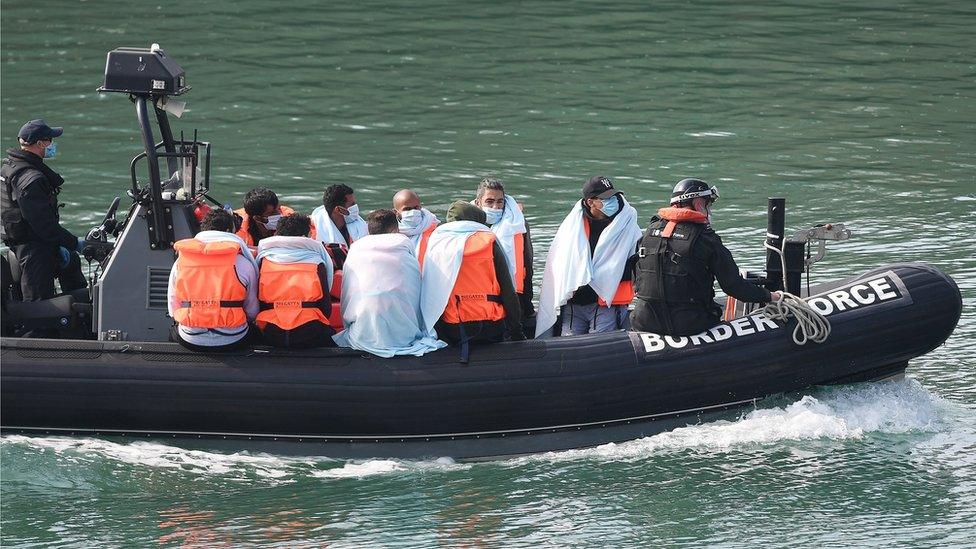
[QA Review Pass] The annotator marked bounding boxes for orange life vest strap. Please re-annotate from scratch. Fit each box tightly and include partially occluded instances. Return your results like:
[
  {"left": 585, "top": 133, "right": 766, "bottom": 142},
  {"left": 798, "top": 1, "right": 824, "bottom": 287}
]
[
  {"left": 453, "top": 294, "right": 504, "bottom": 303},
  {"left": 661, "top": 220, "right": 678, "bottom": 238},
  {"left": 258, "top": 299, "right": 329, "bottom": 311},
  {"left": 512, "top": 232, "right": 525, "bottom": 294},
  {"left": 181, "top": 300, "right": 246, "bottom": 308}
]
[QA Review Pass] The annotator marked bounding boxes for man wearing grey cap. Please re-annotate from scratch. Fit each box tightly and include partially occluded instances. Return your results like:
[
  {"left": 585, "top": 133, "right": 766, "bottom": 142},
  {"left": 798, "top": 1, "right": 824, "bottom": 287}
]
[{"left": 1, "top": 119, "right": 86, "bottom": 301}]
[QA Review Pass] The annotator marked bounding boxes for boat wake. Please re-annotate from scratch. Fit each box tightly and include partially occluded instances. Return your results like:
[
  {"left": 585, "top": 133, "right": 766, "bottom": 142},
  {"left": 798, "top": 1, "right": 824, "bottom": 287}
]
[
  {"left": 525, "top": 377, "right": 947, "bottom": 463},
  {"left": 0, "top": 379, "right": 948, "bottom": 481}
]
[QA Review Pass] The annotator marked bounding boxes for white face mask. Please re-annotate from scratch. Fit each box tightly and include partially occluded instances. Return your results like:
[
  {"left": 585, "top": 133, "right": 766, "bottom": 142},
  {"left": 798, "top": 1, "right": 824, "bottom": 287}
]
[
  {"left": 399, "top": 209, "right": 423, "bottom": 230},
  {"left": 263, "top": 214, "right": 282, "bottom": 230},
  {"left": 483, "top": 206, "right": 504, "bottom": 225},
  {"left": 343, "top": 203, "right": 360, "bottom": 223}
]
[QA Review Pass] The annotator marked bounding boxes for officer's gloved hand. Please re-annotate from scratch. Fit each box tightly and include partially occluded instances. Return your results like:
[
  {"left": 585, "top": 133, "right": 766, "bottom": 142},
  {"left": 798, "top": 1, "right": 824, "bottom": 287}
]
[{"left": 58, "top": 246, "right": 72, "bottom": 269}]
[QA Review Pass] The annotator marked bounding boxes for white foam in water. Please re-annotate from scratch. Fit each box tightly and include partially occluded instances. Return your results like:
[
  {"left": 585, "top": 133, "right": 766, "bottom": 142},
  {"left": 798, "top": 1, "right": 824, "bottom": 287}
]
[
  {"left": 313, "top": 459, "right": 406, "bottom": 479},
  {"left": 313, "top": 456, "right": 465, "bottom": 479},
  {"left": 524, "top": 379, "right": 945, "bottom": 462},
  {"left": 0, "top": 436, "right": 317, "bottom": 478},
  {"left": 0, "top": 436, "right": 467, "bottom": 481}
]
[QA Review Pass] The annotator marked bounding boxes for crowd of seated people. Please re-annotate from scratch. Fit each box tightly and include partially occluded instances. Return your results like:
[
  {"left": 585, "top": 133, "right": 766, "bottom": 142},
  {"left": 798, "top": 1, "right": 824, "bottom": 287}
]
[{"left": 168, "top": 175, "right": 775, "bottom": 356}]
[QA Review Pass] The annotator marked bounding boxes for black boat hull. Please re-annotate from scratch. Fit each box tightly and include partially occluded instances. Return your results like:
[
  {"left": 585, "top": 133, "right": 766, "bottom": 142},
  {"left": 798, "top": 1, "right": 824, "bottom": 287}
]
[{"left": 0, "top": 263, "right": 961, "bottom": 459}]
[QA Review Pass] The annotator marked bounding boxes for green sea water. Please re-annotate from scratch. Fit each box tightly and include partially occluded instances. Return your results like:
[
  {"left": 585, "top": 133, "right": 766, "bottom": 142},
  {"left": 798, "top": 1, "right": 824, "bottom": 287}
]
[{"left": 2, "top": 0, "right": 974, "bottom": 546}]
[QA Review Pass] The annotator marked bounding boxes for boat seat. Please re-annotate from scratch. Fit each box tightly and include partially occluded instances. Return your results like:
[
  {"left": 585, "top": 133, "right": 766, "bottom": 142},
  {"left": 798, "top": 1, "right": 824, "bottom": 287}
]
[
  {"left": 1, "top": 249, "right": 92, "bottom": 335},
  {"left": 4, "top": 294, "right": 77, "bottom": 324},
  {"left": 2, "top": 249, "right": 22, "bottom": 301}
]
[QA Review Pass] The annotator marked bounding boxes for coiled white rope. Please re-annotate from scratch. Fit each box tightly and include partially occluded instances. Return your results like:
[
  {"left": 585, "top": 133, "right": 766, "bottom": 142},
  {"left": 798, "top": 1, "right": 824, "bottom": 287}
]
[{"left": 760, "top": 236, "right": 831, "bottom": 345}]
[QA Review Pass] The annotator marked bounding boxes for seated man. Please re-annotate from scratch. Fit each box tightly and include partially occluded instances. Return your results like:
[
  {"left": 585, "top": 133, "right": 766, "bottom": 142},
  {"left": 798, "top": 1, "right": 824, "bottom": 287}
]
[
  {"left": 2, "top": 119, "right": 87, "bottom": 302},
  {"left": 333, "top": 209, "right": 445, "bottom": 357},
  {"left": 392, "top": 188, "right": 439, "bottom": 259},
  {"left": 254, "top": 214, "right": 336, "bottom": 348},
  {"left": 473, "top": 177, "right": 535, "bottom": 334},
  {"left": 536, "top": 176, "right": 642, "bottom": 337},
  {"left": 310, "top": 184, "right": 367, "bottom": 246},
  {"left": 234, "top": 187, "right": 299, "bottom": 248},
  {"left": 632, "top": 178, "right": 779, "bottom": 335},
  {"left": 310, "top": 184, "right": 365, "bottom": 331},
  {"left": 421, "top": 201, "right": 524, "bottom": 360},
  {"left": 168, "top": 209, "right": 259, "bottom": 351}
]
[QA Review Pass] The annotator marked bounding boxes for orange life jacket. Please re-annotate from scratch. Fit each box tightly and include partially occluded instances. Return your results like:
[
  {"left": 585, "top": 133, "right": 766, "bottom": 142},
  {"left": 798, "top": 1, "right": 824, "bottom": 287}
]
[
  {"left": 416, "top": 222, "right": 438, "bottom": 268},
  {"left": 172, "top": 239, "right": 248, "bottom": 328},
  {"left": 582, "top": 217, "right": 635, "bottom": 307},
  {"left": 235, "top": 205, "right": 309, "bottom": 246},
  {"left": 441, "top": 232, "right": 506, "bottom": 324},
  {"left": 255, "top": 259, "right": 330, "bottom": 331}
]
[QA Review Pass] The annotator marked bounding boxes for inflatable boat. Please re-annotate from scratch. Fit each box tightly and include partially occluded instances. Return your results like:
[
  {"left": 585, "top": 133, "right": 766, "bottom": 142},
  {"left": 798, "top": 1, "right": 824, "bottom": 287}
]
[
  {"left": 0, "top": 262, "right": 961, "bottom": 459},
  {"left": 0, "top": 46, "right": 963, "bottom": 459}
]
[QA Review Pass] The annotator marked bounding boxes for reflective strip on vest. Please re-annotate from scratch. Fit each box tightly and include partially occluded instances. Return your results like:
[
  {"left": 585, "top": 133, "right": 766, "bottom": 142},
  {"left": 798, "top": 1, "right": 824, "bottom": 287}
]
[
  {"left": 255, "top": 259, "right": 330, "bottom": 331},
  {"left": 172, "top": 239, "right": 248, "bottom": 329},
  {"left": 442, "top": 232, "right": 506, "bottom": 324}
]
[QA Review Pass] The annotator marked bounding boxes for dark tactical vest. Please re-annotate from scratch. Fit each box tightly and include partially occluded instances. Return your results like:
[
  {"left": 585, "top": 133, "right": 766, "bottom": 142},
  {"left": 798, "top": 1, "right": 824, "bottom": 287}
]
[
  {"left": 0, "top": 155, "right": 60, "bottom": 245},
  {"left": 634, "top": 217, "right": 715, "bottom": 307}
]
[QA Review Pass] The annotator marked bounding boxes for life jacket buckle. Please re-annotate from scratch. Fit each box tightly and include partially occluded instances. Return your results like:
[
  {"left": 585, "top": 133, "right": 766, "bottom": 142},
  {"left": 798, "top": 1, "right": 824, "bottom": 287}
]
[{"left": 637, "top": 246, "right": 647, "bottom": 258}]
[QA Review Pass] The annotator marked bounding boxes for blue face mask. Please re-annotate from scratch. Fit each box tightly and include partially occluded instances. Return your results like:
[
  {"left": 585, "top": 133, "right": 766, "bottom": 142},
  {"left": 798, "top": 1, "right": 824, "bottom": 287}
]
[
  {"left": 599, "top": 195, "right": 620, "bottom": 217},
  {"left": 43, "top": 141, "right": 57, "bottom": 159},
  {"left": 483, "top": 206, "right": 504, "bottom": 225}
]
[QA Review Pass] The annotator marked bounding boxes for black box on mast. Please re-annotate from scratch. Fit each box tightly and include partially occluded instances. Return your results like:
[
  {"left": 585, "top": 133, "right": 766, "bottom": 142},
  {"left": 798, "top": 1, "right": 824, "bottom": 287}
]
[{"left": 98, "top": 44, "right": 189, "bottom": 96}]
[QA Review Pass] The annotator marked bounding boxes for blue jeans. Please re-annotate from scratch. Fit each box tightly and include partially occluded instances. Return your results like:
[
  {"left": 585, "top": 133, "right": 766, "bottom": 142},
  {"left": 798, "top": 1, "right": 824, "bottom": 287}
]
[{"left": 560, "top": 304, "right": 630, "bottom": 336}]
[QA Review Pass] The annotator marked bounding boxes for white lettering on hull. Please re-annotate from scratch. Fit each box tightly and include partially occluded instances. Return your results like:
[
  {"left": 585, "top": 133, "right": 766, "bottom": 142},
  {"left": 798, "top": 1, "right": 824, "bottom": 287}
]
[{"left": 639, "top": 273, "right": 904, "bottom": 354}]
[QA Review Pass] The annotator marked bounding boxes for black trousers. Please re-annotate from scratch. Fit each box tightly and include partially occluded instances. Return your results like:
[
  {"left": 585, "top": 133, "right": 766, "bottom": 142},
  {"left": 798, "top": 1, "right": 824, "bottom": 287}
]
[
  {"left": 14, "top": 242, "right": 86, "bottom": 301},
  {"left": 259, "top": 320, "right": 336, "bottom": 348},
  {"left": 435, "top": 319, "right": 507, "bottom": 346}
]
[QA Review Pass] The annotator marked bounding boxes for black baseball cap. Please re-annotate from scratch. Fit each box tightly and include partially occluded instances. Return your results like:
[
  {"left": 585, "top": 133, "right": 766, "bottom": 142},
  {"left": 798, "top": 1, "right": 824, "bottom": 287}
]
[
  {"left": 18, "top": 119, "right": 63, "bottom": 143},
  {"left": 582, "top": 176, "right": 621, "bottom": 199}
]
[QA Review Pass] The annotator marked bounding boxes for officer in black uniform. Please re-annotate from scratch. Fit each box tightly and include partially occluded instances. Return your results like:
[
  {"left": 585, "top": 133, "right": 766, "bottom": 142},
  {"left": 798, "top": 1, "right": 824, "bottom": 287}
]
[
  {"left": 1, "top": 119, "right": 86, "bottom": 301},
  {"left": 631, "top": 178, "right": 780, "bottom": 336}
]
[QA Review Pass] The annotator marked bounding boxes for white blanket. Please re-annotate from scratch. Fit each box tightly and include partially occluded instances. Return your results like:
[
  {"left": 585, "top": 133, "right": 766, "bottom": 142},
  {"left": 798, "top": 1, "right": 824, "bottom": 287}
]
[
  {"left": 486, "top": 195, "right": 526, "bottom": 284},
  {"left": 310, "top": 205, "right": 368, "bottom": 246},
  {"left": 535, "top": 198, "right": 642, "bottom": 338},
  {"left": 255, "top": 235, "right": 334, "bottom": 291},
  {"left": 332, "top": 233, "right": 446, "bottom": 357},
  {"left": 419, "top": 220, "right": 491, "bottom": 334}
]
